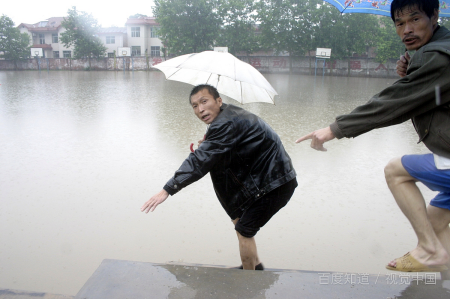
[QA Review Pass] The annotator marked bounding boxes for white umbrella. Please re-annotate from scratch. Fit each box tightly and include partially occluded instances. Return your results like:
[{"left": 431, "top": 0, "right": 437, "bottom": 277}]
[{"left": 152, "top": 51, "right": 277, "bottom": 104}]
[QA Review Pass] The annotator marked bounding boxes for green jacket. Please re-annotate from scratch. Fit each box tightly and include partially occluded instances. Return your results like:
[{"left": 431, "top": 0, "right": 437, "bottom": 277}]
[{"left": 330, "top": 26, "right": 450, "bottom": 159}]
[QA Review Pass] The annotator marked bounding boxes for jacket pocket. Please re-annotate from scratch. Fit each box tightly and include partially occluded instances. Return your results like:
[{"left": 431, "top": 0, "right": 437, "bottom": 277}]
[
  {"left": 225, "top": 169, "right": 252, "bottom": 208},
  {"left": 414, "top": 113, "right": 432, "bottom": 143}
]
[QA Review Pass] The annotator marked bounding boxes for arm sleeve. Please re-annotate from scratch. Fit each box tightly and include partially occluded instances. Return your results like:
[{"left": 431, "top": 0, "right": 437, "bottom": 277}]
[
  {"left": 330, "top": 51, "right": 450, "bottom": 139},
  {"left": 163, "top": 121, "right": 236, "bottom": 195}
]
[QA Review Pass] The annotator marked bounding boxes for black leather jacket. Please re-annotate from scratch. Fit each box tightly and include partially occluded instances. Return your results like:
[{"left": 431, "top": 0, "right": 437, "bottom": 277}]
[{"left": 163, "top": 103, "right": 296, "bottom": 219}]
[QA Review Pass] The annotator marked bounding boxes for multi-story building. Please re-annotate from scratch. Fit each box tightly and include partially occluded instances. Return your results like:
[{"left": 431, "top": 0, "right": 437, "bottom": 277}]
[
  {"left": 17, "top": 16, "right": 163, "bottom": 58},
  {"left": 18, "top": 17, "right": 73, "bottom": 58},
  {"left": 97, "top": 27, "right": 127, "bottom": 57},
  {"left": 125, "top": 16, "right": 163, "bottom": 57}
]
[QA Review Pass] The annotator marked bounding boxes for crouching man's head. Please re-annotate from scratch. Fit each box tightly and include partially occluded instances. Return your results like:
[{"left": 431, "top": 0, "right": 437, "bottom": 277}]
[
  {"left": 189, "top": 84, "right": 223, "bottom": 124},
  {"left": 391, "top": 0, "right": 439, "bottom": 51}
]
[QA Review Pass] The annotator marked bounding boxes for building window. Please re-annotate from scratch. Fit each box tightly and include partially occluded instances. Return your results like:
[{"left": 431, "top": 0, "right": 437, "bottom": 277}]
[
  {"left": 150, "top": 27, "right": 160, "bottom": 38},
  {"left": 52, "top": 33, "right": 58, "bottom": 43},
  {"left": 63, "top": 51, "right": 71, "bottom": 58},
  {"left": 131, "top": 46, "right": 141, "bottom": 56},
  {"left": 106, "top": 36, "right": 115, "bottom": 44},
  {"left": 151, "top": 46, "right": 160, "bottom": 57},
  {"left": 39, "top": 34, "right": 45, "bottom": 44},
  {"left": 131, "top": 27, "right": 140, "bottom": 37},
  {"left": 53, "top": 51, "right": 60, "bottom": 58},
  {"left": 108, "top": 52, "right": 114, "bottom": 58}
]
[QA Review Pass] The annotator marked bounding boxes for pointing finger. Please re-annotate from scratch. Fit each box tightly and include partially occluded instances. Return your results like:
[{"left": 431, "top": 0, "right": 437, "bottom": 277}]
[{"left": 295, "top": 132, "right": 313, "bottom": 143}]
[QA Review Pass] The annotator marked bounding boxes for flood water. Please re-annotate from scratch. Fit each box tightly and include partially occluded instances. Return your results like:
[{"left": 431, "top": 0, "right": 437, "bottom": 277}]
[{"left": 0, "top": 71, "right": 435, "bottom": 295}]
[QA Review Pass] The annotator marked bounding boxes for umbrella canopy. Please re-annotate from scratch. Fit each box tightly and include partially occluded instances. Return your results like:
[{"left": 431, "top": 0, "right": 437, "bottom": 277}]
[
  {"left": 324, "top": 0, "right": 450, "bottom": 17},
  {"left": 152, "top": 51, "right": 277, "bottom": 104}
]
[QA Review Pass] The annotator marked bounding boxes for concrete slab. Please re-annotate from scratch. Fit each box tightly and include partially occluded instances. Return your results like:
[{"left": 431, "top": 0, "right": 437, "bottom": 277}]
[{"left": 75, "top": 259, "right": 450, "bottom": 299}]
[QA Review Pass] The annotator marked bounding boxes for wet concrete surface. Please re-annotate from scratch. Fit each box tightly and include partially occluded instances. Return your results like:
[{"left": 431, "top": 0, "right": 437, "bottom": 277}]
[
  {"left": 2, "top": 259, "right": 450, "bottom": 298},
  {"left": 72, "top": 259, "right": 450, "bottom": 299}
]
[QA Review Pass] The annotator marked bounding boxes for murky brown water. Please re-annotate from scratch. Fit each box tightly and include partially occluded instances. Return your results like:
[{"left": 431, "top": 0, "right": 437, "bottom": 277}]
[{"left": 0, "top": 71, "right": 435, "bottom": 295}]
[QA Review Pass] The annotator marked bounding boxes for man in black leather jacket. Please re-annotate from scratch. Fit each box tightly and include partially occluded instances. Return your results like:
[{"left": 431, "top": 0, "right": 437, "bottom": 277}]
[{"left": 141, "top": 84, "right": 297, "bottom": 270}]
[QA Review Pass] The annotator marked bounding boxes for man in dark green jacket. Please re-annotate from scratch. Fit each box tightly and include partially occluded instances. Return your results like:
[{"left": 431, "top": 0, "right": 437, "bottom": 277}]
[{"left": 297, "top": 0, "right": 450, "bottom": 275}]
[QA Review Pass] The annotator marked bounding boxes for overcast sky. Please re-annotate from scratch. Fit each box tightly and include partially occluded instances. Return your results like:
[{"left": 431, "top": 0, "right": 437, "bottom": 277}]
[{"left": 3, "top": 1, "right": 155, "bottom": 27}]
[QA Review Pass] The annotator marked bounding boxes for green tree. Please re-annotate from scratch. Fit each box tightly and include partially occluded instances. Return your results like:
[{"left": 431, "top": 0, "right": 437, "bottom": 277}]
[
  {"left": 311, "top": 3, "right": 381, "bottom": 74},
  {"left": 375, "top": 16, "right": 404, "bottom": 65},
  {"left": 256, "top": 0, "right": 319, "bottom": 72},
  {"left": 313, "top": 5, "right": 380, "bottom": 60},
  {"left": 0, "top": 15, "right": 30, "bottom": 69},
  {"left": 153, "top": 0, "right": 222, "bottom": 55},
  {"left": 60, "top": 7, "right": 107, "bottom": 67},
  {"left": 129, "top": 14, "right": 149, "bottom": 19},
  {"left": 216, "top": 0, "right": 259, "bottom": 56}
]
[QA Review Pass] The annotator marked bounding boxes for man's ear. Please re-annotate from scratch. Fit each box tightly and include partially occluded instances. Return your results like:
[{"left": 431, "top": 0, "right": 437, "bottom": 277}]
[
  {"left": 431, "top": 8, "right": 439, "bottom": 27},
  {"left": 217, "top": 97, "right": 223, "bottom": 107}
]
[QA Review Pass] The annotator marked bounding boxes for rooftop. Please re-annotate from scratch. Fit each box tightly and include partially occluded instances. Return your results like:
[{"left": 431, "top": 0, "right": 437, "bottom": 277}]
[
  {"left": 18, "top": 17, "right": 65, "bottom": 32},
  {"left": 125, "top": 17, "right": 159, "bottom": 26}
]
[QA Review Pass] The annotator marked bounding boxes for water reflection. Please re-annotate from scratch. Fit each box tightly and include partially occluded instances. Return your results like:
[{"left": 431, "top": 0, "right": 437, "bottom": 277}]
[
  {"left": 162, "top": 265, "right": 279, "bottom": 299},
  {"left": 0, "top": 71, "right": 436, "bottom": 295},
  {"left": 75, "top": 261, "right": 450, "bottom": 299}
]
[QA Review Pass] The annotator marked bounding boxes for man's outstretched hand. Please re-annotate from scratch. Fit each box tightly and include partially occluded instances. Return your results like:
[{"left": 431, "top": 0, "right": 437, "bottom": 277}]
[
  {"left": 295, "top": 126, "right": 335, "bottom": 151},
  {"left": 141, "top": 189, "right": 169, "bottom": 213}
]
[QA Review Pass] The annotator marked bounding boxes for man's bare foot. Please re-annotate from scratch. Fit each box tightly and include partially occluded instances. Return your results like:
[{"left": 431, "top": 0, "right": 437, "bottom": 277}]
[{"left": 387, "top": 246, "right": 449, "bottom": 271}]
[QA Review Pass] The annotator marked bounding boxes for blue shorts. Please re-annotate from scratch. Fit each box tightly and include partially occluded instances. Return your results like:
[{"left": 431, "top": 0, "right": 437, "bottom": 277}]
[{"left": 401, "top": 154, "right": 450, "bottom": 210}]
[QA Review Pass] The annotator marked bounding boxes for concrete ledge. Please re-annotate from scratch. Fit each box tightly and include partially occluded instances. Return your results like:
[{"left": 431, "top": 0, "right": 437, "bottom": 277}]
[
  {"left": 75, "top": 259, "right": 450, "bottom": 299},
  {"left": 0, "top": 57, "right": 400, "bottom": 78}
]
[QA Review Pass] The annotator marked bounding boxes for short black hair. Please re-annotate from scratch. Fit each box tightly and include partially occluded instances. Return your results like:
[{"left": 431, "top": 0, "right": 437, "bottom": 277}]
[
  {"left": 391, "top": 0, "right": 439, "bottom": 22},
  {"left": 189, "top": 84, "right": 220, "bottom": 104}
]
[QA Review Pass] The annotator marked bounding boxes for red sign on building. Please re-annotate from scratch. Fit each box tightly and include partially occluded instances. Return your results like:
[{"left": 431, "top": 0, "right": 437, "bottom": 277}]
[
  {"left": 152, "top": 58, "right": 163, "bottom": 66},
  {"left": 273, "top": 58, "right": 286, "bottom": 68},
  {"left": 375, "top": 63, "right": 388, "bottom": 71},
  {"left": 250, "top": 58, "right": 262, "bottom": 69},
  {"left": 350, "top": 61, "right": 361, "bottom": 70}
]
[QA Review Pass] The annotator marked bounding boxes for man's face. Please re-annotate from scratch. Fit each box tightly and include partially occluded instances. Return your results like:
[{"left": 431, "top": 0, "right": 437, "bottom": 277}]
[
  {"left": 190, "top": 88, "right": 223, "bottom": 124},
  {"left": 394, "top": 6, "right": 438, "bottom": 51}
]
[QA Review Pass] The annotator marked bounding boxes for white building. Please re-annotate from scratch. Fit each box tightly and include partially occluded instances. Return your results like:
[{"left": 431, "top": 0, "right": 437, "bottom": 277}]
[
  {"left": 125, "top": 16, "right": 163, "bottom": 57},
  {"left": 18, "top": 16, "right": 163, "bottom": 58},
  {"left": 18, "top": 17, "right": 73, "bottom": 58},
  {"left": 97, "top": 27, "right": 127, "bottom": 57}
]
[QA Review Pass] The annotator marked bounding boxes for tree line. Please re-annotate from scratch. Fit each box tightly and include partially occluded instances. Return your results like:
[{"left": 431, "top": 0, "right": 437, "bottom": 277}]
[
  {"left": 2, "top": 1, "right": 450, "bottom": 67},
  {"left": 154, "top": 0, "right": 450, "bottom": 64}
]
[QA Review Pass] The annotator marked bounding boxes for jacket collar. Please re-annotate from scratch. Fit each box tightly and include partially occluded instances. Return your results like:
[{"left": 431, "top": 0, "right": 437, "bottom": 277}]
[
  {"left": 428, "top": 25, "right": 450, "bottom": 44},
  {"left": 220, "top": 103, "right": 228, "bottom": 112}
]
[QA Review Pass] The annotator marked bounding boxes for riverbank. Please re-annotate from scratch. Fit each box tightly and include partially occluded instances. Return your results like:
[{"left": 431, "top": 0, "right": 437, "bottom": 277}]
[
  {"left": 2, "top": 260, "right": 449, "bottom": 299},
  {"left": 0, "top": 56, "right": 399, "bottom": 78}
]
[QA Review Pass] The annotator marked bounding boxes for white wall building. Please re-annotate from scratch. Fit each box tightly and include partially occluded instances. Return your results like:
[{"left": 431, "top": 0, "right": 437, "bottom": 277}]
[
  {"left": 125, "top": 17, "right": 163, "bottom": 57},
  {"left": 18, "top": 16, "right": 163, "bottom": 58},
  {"left": 18, "top": 17, "right": 74, "bottom": 58},
  {"left": 97, "top": 27, "right": 127, "bottom": 57}
]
